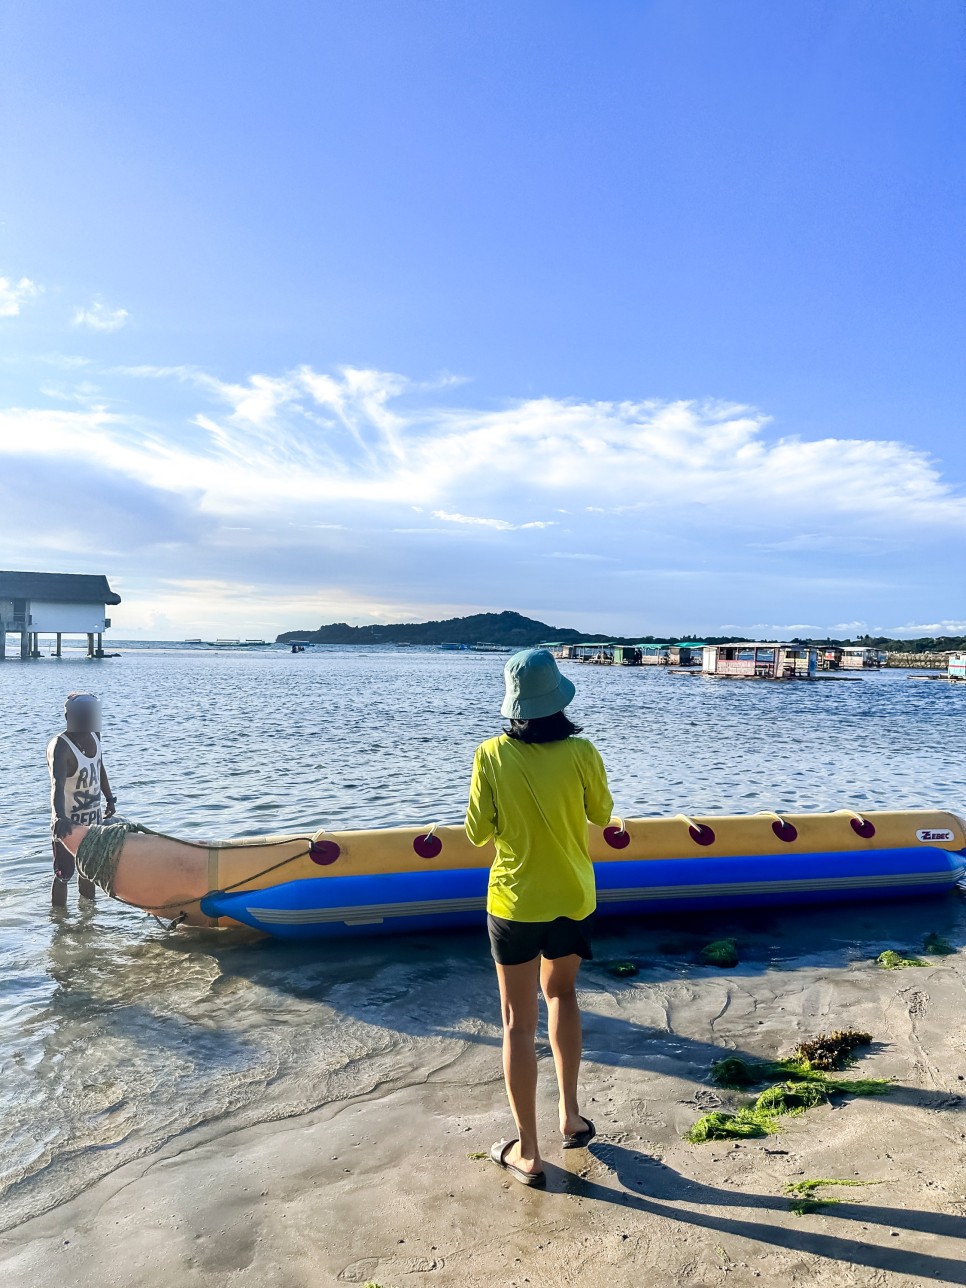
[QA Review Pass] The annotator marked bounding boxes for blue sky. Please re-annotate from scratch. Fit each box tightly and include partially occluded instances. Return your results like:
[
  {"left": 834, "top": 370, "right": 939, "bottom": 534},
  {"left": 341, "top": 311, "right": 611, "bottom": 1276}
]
[{"left": 1, "top": 1, "right": 963, "bottom": 639}]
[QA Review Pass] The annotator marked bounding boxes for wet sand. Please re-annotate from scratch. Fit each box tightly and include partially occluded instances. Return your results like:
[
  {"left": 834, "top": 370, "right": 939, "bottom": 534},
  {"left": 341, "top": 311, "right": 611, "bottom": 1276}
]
[{"left": 3, "top": 895, "right": 966, "bottom": 1287}]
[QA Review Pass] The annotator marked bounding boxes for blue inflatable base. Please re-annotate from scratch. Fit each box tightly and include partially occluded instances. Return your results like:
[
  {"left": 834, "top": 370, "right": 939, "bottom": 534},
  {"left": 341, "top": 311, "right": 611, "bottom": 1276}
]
[{"left": 199, "top": 848, "right": 966, "bottom": 940}]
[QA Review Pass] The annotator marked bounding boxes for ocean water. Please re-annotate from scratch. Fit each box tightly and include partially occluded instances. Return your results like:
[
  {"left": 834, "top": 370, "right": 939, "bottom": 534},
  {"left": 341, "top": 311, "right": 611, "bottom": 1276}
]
[{"left": 1, "top": 645, "right": 964, "bottom": 1231}]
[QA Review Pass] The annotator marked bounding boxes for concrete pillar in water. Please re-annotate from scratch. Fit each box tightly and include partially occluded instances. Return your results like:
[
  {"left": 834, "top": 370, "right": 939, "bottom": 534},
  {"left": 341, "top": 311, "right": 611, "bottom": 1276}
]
[
  {"left": 55, "top": 632, "right": 62, "bottom": 657},
  {"left": 87, "top": 632, "right": 94, "bottom": 658},
  {"left": 21, "top": 629, "right": 29, "bottom": 660},
  {"left": 95, "top": 632, "right": 103, "bottom": 658},
  {"left": 0, "top": 626, "right": 6, "bottom": 661}
]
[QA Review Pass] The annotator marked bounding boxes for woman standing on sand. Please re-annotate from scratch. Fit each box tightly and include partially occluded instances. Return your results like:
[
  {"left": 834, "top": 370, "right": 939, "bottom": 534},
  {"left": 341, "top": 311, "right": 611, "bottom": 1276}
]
[{"left": 465, "top": 648, "right": 614, "bottom": 1187}]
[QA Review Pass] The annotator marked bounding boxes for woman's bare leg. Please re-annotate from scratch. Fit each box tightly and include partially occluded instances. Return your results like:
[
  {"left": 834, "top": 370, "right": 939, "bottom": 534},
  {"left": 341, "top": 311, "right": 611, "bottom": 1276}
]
[
  {"left": 495, "top": 958, "right": 543, "bottom": 1174},
  {"left": 541, "top": 954, "right": 590, "bottom": 1137}
]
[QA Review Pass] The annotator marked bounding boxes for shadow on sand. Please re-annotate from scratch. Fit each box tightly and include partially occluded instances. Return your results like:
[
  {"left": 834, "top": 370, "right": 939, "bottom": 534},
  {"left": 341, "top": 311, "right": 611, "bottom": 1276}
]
[{"left": 549, "top": 1142, "right": 966, "bottom": 1284}]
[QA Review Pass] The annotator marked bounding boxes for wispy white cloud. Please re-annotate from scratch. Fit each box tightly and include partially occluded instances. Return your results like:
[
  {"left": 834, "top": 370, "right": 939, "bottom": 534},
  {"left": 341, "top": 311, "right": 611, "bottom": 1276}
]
[
  {"left": 431, "top": 510, "right": 555, "bottom": 531},
  {"left": 0, "top": 275, "right": 41, "bottom": 317},
  {"left": 72, "top": 298, "right": 129, "bottom": 332},
  {"left": 5, "top": 362, "right": 964, "bottom": 533},
  {"left": 827, "top": 621, "right": 872, "bottom": 634},
  {"left": 551, "top": 551, "right": 612, "bottom": 561},
  {"left": 747, "top": 533, "right": 897, "bottom": 555},
  {"left": 880, "top": 620, "right": 966, "bottom": 636},
  {"left": 1, "top": 360, "right": 964, "bottom": 635}
]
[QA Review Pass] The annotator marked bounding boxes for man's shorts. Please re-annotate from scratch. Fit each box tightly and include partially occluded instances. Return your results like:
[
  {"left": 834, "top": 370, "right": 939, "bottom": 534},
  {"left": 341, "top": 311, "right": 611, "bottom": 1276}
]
[
  {"left": 487, "top": 913, "right": 595, "bottom": 966},
  {"left": 52, "top": 839, "right": 76, "bottom": 882}
]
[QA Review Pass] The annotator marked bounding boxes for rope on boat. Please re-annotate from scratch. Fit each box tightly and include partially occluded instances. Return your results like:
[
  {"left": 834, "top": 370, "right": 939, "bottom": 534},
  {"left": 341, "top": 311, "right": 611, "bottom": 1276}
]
[
  {"left": 75, "top": 818, "right": 153, "bottom": 896},
  {"left": 74, "top": 817, "right": 330, "bottom": 918}
]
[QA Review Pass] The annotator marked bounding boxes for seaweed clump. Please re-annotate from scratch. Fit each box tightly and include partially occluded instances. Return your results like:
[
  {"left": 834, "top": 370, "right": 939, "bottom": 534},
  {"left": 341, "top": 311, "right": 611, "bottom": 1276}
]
[
  {"left": 784, "top": 1177, "right": 882, "bottom": 1216},
  {"left": 688, "top": 1070, "right": 889, "bottom": 1144},
  {"left": 877, "top": 950, "right": 926, "bottom": 970},
  {"left": 755, "top": 1081, "right": 828, "bottom": 1115},
  {"left": 710, "top": 1056, "right": 768, "bottom": 1088},
  {"left": 701, "top": 938, "right": 739, "bottom": 967},
  {"left": 923, "top": 932, "right": 955, "bottom": 956},
  {"left": 793, "top": 1029, "right": 873, "bottom": 1072},
  {"left": 711, "top": 1054, "right": 827, "bottom": 1089},
  {"left": 693, "top": 1037, "right": 890, "bottom": 1144},
  {"left": 604, "top": 960, "right": 640, "bottom": 978},
  {"left": 685, "top": 1109, "right": 772, "bottom": 1143},
  {"left": 710, "top": 1028, "right": 875, "bottom": 1087}
]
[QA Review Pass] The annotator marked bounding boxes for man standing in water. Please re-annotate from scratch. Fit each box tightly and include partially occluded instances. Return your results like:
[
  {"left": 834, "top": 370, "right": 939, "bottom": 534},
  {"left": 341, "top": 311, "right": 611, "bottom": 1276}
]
[{"left": 47, "top": 692, "right": 117, "bottom": 906}]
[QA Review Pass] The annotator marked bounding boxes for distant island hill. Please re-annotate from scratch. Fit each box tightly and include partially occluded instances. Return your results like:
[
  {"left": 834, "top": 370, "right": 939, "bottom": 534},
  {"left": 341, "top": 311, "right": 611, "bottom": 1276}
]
[
  {"left": 278, "top": 611, "right": 676, "bottom": 648},
  {"left": 275, "top": 610, "right": 964, "bottom": 655}
]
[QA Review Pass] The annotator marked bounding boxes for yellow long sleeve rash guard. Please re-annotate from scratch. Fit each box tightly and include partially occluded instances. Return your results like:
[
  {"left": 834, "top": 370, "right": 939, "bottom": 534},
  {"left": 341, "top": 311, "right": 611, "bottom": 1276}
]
[{"left": 465, "top": 734, "right": 614, "bottom": 922}]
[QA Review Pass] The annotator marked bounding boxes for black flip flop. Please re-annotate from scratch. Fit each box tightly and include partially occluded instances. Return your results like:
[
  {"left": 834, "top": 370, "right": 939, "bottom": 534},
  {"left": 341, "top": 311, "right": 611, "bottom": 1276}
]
[
  {"left": 490, "top": 1139, "right": 547, "bottom": 1188},
  {"left": 562, "top": 1117, "right": 596, "bottom": 1150}
]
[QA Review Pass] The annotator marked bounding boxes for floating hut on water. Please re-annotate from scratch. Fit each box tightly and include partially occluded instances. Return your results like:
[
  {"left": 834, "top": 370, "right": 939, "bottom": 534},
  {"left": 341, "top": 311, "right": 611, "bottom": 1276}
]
[
  {"left": 668, "top": 642, "right": 706, "bottom": 667},
  {"left": 544, "top": 641, "right": 701, "bottom": 667},
  {"left": 637, "top": 644, "right": 670, "bottom": 665},
  {"left": 949, "top": 653, "right": 966, "bottom": 681},
  {"left": 572, "top": 642, "right": 615, "bottom": 664},
  {"left": 545, "top": 642, "right": 668, "bottom": 666},
  {"left": 701, "top": 642, "right": 817, "bottom": 680},
  {"left": 840, "top": 646, "right": 886, "bottom": 669},
  {"left": 611, "top": 643, "right": 666, "bottom": 665}
]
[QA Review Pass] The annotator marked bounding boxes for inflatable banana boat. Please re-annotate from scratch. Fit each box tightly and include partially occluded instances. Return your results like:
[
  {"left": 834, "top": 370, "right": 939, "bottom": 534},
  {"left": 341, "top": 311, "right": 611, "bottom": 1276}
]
[{"left": 62, "top": 808, "right": 966, "bottom": 940}]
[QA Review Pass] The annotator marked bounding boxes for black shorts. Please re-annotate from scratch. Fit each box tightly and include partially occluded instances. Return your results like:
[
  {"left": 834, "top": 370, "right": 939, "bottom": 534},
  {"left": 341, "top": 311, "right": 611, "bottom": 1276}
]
[{"left": 487, "top": 913, "right": 595, "bottom": 967}]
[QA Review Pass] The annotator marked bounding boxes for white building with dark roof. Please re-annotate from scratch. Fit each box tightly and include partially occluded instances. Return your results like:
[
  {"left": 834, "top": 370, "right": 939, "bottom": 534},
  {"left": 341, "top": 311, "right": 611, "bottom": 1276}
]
[{"left": 0, "top": 571, "right": 121, "bottom": 660}]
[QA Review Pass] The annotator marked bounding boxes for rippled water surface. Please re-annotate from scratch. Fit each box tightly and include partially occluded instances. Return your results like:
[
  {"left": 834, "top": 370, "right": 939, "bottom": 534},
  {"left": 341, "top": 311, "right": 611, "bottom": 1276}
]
[{"left": 2, "top": 645, "right": 964, "bottom": 1229}]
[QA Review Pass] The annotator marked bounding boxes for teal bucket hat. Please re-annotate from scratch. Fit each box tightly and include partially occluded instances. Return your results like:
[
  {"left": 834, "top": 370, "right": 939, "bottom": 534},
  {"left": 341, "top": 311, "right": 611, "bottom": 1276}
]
[{"left": 501, "top": 648, "right": 576, "bottom": 720}]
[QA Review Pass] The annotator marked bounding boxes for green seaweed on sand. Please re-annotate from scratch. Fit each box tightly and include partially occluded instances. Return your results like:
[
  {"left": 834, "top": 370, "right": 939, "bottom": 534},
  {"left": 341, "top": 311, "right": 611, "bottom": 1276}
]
[
  {"left": 710, "top": 1056, "right": 770, "bottom": 1088},
  {"left": 604, "top": 960, "right": 640, "bottom": 978},
  {"left": 711, "top": 1055, "right": 827, "bottom": 1089},
  {"left": 685, "top": 1108, "right": 774, "bottom": 1142},
  {"left": 701, "top": 938, "right": 739, "bottom": 967},
  {"left": 688, "top": 1070, "right": 889, "bottom": 1144},
  {"left": 792, "top": 1029, "right": 873, "bottom": 1072},
  {"left": 923, "top": 932, "right": 955, "bottom": 956},
  {"left": 821, "top": 1076, "right": 890, "bottom": 1096},
  {"left": 784, "top": 1178, "right": 882, "bottom": 1216},
  {"left": 754, "top": 1076, "right": 889, "bottom": 1110},
  {"left": 696, "top": 1037, "right": 890, "bottom": 1144},
  {"left": 467, "top": 1151, "right": 489, "bottom": 1160},
  {"left": 711, "top": 1055, "right": 889, "bottom": 1095},
  {"left": 754, "top": 1080, "right": 828, "bottom": 1115},
  {"left": 877, "top": 950, "right": 926, "bottom": 969},
  {"left": 710, "top": 1032, "right": 879, "bottom": 1088}
]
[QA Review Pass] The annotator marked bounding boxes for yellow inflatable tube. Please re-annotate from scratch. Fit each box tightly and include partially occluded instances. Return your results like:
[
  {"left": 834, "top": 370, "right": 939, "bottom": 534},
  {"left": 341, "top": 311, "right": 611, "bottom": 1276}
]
[{"left": 62, "top": 808, "right": 966, "bottom": 938}]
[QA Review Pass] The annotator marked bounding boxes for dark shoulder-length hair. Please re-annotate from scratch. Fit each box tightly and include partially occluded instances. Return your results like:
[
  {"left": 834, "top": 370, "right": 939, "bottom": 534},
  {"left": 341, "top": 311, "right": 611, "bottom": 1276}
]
[{"left": 504, "top": 711, "right": 583, "bottom": 744}]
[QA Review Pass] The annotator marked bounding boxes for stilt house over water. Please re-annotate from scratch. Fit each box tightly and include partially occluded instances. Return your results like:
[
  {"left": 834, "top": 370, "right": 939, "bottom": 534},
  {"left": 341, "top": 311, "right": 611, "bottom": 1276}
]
[
  {"left": 839, "top": 646, "right": 886, "bottom": 669},
  {"left": 0, "top": 571, "right": 121, "bottom": 660},
  {"left": 702, "top": 642, "right": 817, "bottom": 679},
  {"left": 543, "top": 642, "right": 688, "bottom": 667}
]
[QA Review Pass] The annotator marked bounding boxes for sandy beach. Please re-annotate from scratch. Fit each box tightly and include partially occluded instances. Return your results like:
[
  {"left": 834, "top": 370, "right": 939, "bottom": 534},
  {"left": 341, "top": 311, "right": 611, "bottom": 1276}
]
[{"left": 3, "top": 892, "right": 965, "bottom": 1288}]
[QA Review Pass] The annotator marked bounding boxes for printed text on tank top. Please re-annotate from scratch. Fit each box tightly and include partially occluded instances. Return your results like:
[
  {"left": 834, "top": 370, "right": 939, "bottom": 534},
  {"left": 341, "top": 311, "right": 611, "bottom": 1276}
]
[{"left": 49, "top": 733, "right": 103, "bottom": 826}]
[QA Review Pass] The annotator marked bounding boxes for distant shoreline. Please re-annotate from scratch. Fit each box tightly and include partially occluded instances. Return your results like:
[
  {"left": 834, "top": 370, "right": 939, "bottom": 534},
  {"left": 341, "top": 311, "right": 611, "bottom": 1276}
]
[{"left": 275, "top": 609, "right": 965, "bottom": 656}]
